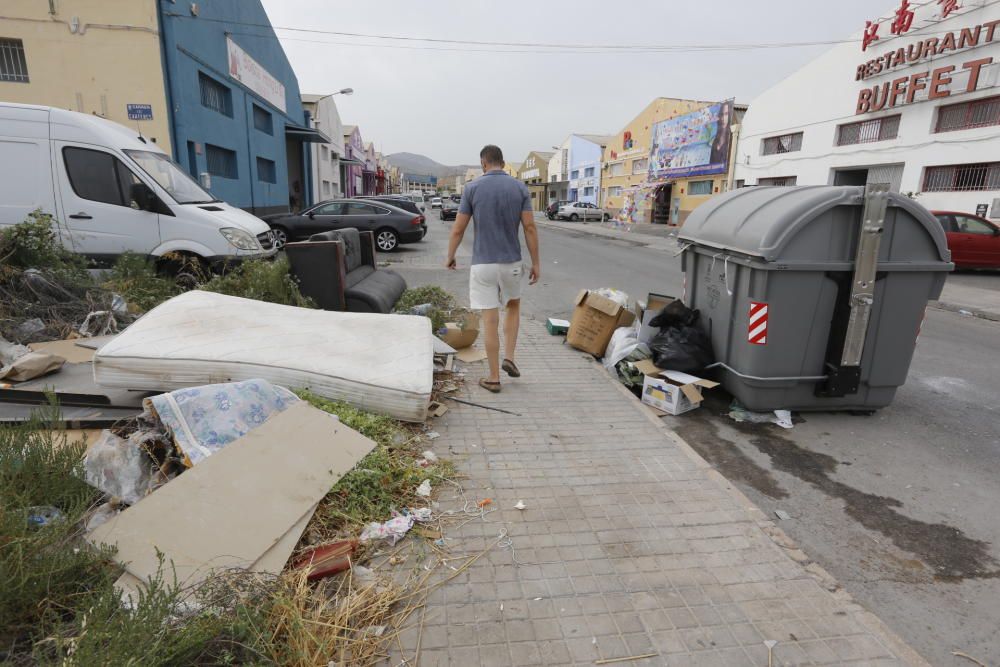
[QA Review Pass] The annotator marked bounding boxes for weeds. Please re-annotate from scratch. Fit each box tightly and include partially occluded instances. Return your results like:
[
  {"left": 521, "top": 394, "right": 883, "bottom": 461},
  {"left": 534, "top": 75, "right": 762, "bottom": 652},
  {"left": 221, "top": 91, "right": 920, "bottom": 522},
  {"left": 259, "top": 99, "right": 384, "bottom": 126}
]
[
  {"left": 0, "top": 210, "right": 88, "bottom": 282},
  {"left": 103, "top": 253, "right": 181, "bottom": 312},
  {"left": 201, "top": 257, "right": 314, "bottom": 308},
  {"left": 394, "top": 285, "right": 458, "bottom": 332}
]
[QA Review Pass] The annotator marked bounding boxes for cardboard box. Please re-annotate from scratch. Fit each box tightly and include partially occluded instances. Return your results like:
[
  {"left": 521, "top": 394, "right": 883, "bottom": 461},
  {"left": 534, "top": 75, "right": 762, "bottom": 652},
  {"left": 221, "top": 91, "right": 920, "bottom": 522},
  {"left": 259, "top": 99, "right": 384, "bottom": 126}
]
[
  {"left": 546, "top": 318, "right": 570, "bottom": 335},
  {"left": 634, "top": 359, "right": 718, "bottom": 415},
  {"left": 566, "top": 290, "right": 636, "bottom": 357},
  {"left": 439, "top": 312, "right": 480, "bottom": 350},
  {"left": 638, "top": 293, "right": 679, "bottom": 344}
]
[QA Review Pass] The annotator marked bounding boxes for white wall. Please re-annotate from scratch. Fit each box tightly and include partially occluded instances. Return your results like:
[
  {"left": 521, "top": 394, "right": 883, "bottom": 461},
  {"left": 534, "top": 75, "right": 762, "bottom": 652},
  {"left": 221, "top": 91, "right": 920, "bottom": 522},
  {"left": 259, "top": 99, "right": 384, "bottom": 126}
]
[
  {"left": 548, "top": 137, "right": 570, "bottom": 184},
  {"left": 734, "top": 1, "right": 1000, "bottom": 217},
  {"left": 306, "top": 95, "right": 345, "bottom": 201}
]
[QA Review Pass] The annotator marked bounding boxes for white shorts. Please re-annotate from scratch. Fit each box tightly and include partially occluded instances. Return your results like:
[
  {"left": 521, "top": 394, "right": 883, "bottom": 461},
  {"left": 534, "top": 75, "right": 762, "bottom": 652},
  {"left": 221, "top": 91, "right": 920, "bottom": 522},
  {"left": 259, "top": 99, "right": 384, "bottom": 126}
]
[{"left": 469, "top": 262, "right": 524, "bottom": 310}]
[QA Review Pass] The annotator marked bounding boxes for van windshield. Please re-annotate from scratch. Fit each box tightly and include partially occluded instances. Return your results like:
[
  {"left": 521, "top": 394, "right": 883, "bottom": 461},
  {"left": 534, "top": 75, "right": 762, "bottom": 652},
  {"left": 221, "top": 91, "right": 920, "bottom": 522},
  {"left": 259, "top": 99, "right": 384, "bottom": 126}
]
[{"left": 124, "top": 150, "right": 218, "bottom": 204}]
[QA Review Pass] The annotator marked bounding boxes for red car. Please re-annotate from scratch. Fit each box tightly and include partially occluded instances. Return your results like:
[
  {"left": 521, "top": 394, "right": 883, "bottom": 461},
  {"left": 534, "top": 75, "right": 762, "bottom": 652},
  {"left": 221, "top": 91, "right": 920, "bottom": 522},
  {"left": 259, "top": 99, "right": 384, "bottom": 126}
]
[{"left": 931, "top": 210, "right": 1000, "bottom": 269}]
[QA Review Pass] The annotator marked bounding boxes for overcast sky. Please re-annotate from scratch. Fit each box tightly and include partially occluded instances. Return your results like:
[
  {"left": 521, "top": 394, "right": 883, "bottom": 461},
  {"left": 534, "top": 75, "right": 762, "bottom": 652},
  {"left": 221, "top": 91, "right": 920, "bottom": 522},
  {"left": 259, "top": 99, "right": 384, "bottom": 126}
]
[{"left": 261, "top": 0, "right": 880, "bottom": 165}]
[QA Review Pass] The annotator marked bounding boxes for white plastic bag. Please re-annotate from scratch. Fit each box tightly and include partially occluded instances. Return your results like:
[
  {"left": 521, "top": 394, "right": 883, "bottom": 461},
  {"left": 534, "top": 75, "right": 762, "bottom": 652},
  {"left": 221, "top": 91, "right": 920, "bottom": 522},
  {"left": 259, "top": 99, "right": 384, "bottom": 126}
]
[{"left": 603, "top": 323, "right": 645, "bottom": 370}]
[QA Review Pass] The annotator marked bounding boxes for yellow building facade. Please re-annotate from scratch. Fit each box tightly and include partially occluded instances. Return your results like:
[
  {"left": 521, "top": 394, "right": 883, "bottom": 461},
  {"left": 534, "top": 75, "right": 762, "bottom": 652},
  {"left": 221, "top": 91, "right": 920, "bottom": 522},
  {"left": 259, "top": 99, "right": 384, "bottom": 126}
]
[
  {"left": 0, "top": 0, "right": 172, "bottom": 152},
  {"left": 602, "top": 98, "right": 745, "bottom": 226}
]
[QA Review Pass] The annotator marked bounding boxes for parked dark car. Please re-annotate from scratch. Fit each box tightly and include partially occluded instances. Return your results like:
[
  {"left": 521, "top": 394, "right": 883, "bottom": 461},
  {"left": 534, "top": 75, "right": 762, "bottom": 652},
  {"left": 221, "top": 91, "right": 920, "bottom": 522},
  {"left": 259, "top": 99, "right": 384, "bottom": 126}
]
[
  {"left": 358, "top": 196, "right": 427, "bottom": 238},
  {"left": 262, "top": 199, "right": 425, "bottom": 251},
  {"left": 440, "top": 197, "right": 459, "bottom": 221},
  {"left": 932, "top": 210, "right": 1000, "bottom": 269},
  {"left": 546, "top": 199, "right": 572, "bottom": 220}
]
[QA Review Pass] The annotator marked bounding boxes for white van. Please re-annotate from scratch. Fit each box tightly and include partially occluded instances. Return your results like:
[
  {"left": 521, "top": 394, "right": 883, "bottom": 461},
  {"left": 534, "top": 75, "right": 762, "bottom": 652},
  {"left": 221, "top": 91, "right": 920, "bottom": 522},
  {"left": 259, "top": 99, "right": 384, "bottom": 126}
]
[{"left": 0, "top": 103, "right": 276, "bottom": 271}]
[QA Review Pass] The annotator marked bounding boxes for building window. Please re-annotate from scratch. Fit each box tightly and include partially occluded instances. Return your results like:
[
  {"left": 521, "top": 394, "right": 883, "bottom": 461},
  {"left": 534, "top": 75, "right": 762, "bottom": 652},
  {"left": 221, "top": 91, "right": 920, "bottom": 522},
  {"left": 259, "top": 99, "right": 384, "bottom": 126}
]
[
  {"left": 0, "top": 38, "right": 29, "bottom": 83},
  {"left": 321, "top": 145, "right": 329, "bottom": 160},
  {"left": 322, "top": 180, "right": 331, "bottom": 196},
  {"left": 761, "top": 132, "right": 803, "bottom": 155},
  {"left": 206, "top": 144, "right": 238, "bottom": 179},
  {"left": 631, "top": 158, "right": 648, "bottom": 174},
  {"left": 837, "top": 115, "right": 899, "bottom": 146},
  {"left": 570, "top": 169, "right": 579, "bottom": 179},
  {"left": 584, "top": 167, "right": 595, "bottom": 177},
  {"left": 550, "top": 175, "right": 557, "bottom": 182},
  {"left": 609, "top": 162, "right": 624, "bottom": 177},
  {"left": 256, "top": 157, "right": 276, "bottom": 183},
  {"left": 608, "top": 186, "right": 623, "bottom": 197},
  {"left": 688, "top": 180, "right": 714, "bottom": 196},
  {"left": 199, "top": 72, "right": 233, "bottom": 117},
  {"left": 549, "top": 190, "right": 556, "bottom": 198},
  {"left": 758, "top": 176, "right": 798, "bottom": 186},
  {"left": 530, "top": 192, "right": 536, "bottom": 199},
  {"left": 935, "top": 95, "right": 1000, "bottom": 133},
  {"left": 735, "top": 179, "right": 746, "bottom": 188},
  {"left": 583, "top": 186, "right": 594, "bottom": 197},
  {"left": 252, "top": 104, "right": 273, "bottom": 134},
  {"left": 923, "top": 162, "right": 1000, "bottom": 192}
]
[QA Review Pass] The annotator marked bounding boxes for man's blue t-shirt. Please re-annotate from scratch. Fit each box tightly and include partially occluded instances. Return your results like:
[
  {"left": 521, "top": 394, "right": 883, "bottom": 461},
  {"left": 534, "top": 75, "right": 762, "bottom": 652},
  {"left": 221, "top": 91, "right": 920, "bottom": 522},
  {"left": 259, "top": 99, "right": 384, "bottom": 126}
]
[{"left": 459, "top": 169, "right": 532, "bottom": 265}]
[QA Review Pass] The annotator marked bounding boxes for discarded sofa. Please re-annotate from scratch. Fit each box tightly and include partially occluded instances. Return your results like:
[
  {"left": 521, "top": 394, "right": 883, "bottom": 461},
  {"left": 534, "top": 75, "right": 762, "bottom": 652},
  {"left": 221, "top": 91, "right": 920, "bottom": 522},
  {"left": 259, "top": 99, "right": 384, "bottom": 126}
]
[
  {"left": 285, "top": 228, "right": 407, "bottom": 313},
  {"left": 92, "top": 290, "right": 434, "bottom": 422}
]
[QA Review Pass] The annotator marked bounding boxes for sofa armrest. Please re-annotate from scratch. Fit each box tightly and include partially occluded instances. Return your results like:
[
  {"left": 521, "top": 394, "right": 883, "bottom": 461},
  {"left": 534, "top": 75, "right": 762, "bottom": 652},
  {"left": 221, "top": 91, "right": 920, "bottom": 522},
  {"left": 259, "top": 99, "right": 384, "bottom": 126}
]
[
  {"left": 284, "top": 240, "right": 348, "bottom": 311},
  {"left": 358, "top": 231, "right": 377, "bottom": 268}
]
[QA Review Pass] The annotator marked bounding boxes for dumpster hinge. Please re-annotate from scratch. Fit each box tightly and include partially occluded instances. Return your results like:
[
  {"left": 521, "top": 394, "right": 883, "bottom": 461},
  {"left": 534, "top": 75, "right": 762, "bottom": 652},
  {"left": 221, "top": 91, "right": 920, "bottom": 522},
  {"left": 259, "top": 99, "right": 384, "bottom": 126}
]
[{"left": 817, "top": 183, "right": 889, "bottom": 397}]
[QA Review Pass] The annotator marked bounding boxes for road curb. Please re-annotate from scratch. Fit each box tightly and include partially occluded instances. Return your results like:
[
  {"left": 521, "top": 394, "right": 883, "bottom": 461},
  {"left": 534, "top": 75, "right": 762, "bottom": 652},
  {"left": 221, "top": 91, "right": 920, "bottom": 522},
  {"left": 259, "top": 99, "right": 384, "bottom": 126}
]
[
  {"left": 930, "top": 299, "right": 1000, "bottom": 322},
  {"left": 594, "top": 356, "right": 932, "bottom": 667}
]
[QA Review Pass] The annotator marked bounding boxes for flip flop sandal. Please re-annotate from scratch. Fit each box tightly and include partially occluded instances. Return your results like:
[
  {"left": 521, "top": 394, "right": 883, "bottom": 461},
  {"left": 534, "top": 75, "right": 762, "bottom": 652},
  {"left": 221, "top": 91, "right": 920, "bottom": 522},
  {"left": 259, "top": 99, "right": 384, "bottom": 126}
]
[
  {"left": 479, "top": 378, "right": 502, "bottom": 393},
  {"left": 502, "top": 359, "right": 521, "bottom": 378}
]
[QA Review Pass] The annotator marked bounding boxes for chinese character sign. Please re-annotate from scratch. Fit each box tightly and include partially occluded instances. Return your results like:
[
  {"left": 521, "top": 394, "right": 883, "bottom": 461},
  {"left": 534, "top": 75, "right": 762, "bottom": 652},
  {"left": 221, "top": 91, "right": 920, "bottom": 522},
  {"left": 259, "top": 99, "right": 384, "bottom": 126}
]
[
  {"left": 938, "top": 0, "right": 960, "bottom": 19},
  {"left": 890, "top": 0, "right": 915, "bottom": 34},
  {"left": 647, "top": 101, "right": 733, "bottom": 181},
  {"left": 862, "top": 20, "right": 880, "bottom": 51}
]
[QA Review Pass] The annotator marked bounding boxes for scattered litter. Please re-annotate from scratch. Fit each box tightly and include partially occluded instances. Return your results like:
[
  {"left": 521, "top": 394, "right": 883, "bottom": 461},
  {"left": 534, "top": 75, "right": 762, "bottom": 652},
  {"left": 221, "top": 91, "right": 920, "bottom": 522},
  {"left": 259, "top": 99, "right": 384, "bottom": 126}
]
[
  {"left": 514, "top": 500, "right": 526, "bottom": 510},
  {"left": 958, "top": 309, "right": 973, "bottom": 317},
  {"left": 28, "top": 338, "right": 96, "bottom": 364},
  {"left": 15, "top": 318, "right": 46, "bottom": 340},
  {"left": 421, "top": 450, "right": 439, "bottom": 463},
  {"left": 425, "top": 431, "right": 440, "bottom": 441},
  {"left": 409, "top": 507, "right": 434, "bottom": 522},
  {"left": 774, "top": 509, "right": 791, "bottom": 521},
  {"left": 352, "top": 565, "right": 377, "bottom": 586},
  {"left": 26, "top": 505, "right": 64, "bottom": 528},
  {"left": 566, "top": 289, "right": 636, "bottom": 357},
  {"left": 728, "top": 401, "right": 794, "bottom": 429},
  {"left": 952, "top": 650, "right": 988, "bottom": 666},
  {"left": 499, "top": 603, "right": 503, "bottom": 612},
  {"left": 416, "top": 479, "right": 432, "bottom": 497},
  {"left": 0, "top": 350, "right": 65, "bottom": 382},
  {"left": 444, "top": 396, "right": 522, "bottom": 416},
  {"left": 635, "top": 361, "right": 718, "bottom": 416},
  {"left": 413, "top": 526, "right": 442, "bottom": 540},
  {"left": 594, "top": 653, "right": 660, "bottom": 665},
  {"left": 79, "top": 310, "right": 119, "bottom": 337},
  {"left": 455, "top": 347, "right": 488, "bottom": 363},
  {"left": 533, "top": 597, "right": 542, "bottom": 601},
  {"left": 84, "top": 502, "right": 119, "bottom": 532},
  {"left": 362, "top": 625, "right": 387, "bottom": 637},
  {"left": 477, "top": 498, "right": 493, "bottom": 508},
  {"left": 88, "top": 401, "right": 377, "bottom": 594},
  {"left": 292, "top": 539, "right": 358, "bottom": 581},
  {"left": 83, "top": 430, "right": 160, "bottom": 505},
  {"left": 0, "top": 336, "right": 31, "bottom": 365},
  {"left": 438, "top": 312, "right": 480, "bottom": 349},
  {"left": 427, "top": 401, "right": 449, "bottom": 418},
  {"left": 411, "top": 303, "right": 436, "bottom": 317},
  {"left": 546, "top": 318, "right": 570, "bottom": 335},
  {"left": 764, "top": 639, "right": 778, "bottom": 667},
  {"left": 360, "top": 515, "right": 414, "bottom": 545}
]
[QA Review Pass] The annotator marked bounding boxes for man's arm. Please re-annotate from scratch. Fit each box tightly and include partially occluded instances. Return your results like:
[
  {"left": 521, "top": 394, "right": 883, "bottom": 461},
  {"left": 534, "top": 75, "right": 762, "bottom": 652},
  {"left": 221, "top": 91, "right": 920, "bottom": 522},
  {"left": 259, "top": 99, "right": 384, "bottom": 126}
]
[
  {"left": 522, "top": 210, "right": 540, "bottom": 284},
  {"left": 446, "top": 213, "right": 471, "bottom": 269}
]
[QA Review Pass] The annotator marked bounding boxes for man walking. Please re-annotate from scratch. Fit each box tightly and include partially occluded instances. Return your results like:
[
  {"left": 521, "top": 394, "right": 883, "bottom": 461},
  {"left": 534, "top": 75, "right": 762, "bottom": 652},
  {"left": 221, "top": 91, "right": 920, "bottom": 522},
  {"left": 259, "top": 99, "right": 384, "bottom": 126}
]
[{"left": 446, "top": 145, "right": 540, "bottom": 393}]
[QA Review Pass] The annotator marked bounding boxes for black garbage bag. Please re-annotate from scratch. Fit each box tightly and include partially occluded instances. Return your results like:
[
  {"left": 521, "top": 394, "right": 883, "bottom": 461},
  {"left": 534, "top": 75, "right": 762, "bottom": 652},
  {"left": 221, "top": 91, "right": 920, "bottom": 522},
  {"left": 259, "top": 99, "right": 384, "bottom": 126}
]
[
  {"left": 646, "top": 301, "right": 714, "bottom": 373},
  {"left": 649, "top": 325, "right": 714, "bottom": 373}
]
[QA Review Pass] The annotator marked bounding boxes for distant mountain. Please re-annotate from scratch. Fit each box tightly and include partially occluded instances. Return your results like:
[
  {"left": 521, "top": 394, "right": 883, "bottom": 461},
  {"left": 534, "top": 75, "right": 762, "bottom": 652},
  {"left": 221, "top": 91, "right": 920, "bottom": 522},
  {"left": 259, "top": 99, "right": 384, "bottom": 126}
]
[{"left": 386, "top": 152, "right": 476, "bottom": 180}]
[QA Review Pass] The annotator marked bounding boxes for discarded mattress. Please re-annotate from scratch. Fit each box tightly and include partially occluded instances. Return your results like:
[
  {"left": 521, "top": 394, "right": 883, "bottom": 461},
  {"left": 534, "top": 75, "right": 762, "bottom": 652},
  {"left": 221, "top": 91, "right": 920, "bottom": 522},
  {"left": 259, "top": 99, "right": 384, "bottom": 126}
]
[{"left": 93, "top": 290, "right": 434, "bottom": 422}]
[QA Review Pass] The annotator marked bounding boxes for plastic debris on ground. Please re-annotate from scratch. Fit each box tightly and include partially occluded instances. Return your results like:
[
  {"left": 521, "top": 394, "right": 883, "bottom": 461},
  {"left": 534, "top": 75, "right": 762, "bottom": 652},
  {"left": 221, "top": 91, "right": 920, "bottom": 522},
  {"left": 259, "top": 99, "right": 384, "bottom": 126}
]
[
  {"left": 514, "top": 500, "right": 526, "bottom": 510},
  {"left": 360, "top": 515, "right": 414, "bottom": 545},
  {"left": 646, "top": 301, "right": 714, "bottom": 374},
  {"left": 728, "top": 400, "right": 794, "bottom": 429},
  {"left": 421, "top": 450, "right": 438, "bottom": 463},
  {"left": 83, "top": 430, "right": 162, "bottom": 505},
  {"left": 0, "top": 350, "right": 65, "bottom": 382},
  {"left": 415, "top": 479, "right": 432, "bottom": 497},
  {"left": 292, "top": 539, "right": 358, "bottom": 581},
  {"left": 774, "top": 510, "right": 792, "bottom": 521},
  {"left": 26, "top": 505, "right": 64, "bottom": 528}
]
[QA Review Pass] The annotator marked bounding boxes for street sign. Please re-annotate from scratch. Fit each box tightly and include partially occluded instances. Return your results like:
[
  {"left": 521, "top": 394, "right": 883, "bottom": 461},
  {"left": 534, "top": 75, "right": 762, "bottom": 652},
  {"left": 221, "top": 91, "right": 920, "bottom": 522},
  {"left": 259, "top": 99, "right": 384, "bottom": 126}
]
[
  {"left": 976, "top": 203, "right": 989, "bottom": 218},
  {"left": 126, "top": 104, "right": 153, "bottom": 121}
]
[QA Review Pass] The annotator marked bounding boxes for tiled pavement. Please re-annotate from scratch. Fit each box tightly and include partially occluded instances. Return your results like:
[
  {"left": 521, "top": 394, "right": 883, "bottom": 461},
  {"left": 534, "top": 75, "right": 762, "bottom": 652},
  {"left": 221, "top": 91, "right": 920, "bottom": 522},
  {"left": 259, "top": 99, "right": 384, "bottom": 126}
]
[{"left": 392, "top": 322, "right": 927, "bottom": 666}]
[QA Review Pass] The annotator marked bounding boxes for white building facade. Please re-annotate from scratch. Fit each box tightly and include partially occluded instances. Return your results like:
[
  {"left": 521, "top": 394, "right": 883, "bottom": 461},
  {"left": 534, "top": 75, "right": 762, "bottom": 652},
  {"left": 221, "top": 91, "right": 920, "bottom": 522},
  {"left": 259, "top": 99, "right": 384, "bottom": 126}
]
[
  {"left": 302, "top": 94, "right": 345, "bottom": 201},
  {"left": 735, "top": 1, "right": 1000, "bottom": 218},
  {"left": 547, "top": 137, "right": 571, "bottom": 205}
]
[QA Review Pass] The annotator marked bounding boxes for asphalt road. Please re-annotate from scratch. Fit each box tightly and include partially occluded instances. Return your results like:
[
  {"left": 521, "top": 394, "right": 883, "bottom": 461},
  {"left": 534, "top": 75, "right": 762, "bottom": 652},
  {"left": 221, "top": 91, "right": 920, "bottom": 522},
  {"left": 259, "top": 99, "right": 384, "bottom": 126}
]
[{"left": 388, "top": 211, "right": 1000, "bottom": 666}]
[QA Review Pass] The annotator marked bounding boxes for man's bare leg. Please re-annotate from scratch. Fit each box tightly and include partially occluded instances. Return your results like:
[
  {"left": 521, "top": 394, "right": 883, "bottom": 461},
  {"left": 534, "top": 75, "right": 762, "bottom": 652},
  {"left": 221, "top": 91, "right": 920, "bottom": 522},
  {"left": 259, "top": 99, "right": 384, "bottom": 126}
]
[
  {"left": 503, "top": 298, "right": 520, "bottom": 363},
  {"left": 481, "top": 307, "right": 501, "bottom": 383}
]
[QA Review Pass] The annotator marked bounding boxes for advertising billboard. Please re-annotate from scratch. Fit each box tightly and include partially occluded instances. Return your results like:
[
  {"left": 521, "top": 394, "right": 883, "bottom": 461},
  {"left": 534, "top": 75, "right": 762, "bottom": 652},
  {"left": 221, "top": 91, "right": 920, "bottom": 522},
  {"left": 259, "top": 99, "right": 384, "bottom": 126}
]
[{"left": 648, "top": 100, "right": 733, "bottom": 180}]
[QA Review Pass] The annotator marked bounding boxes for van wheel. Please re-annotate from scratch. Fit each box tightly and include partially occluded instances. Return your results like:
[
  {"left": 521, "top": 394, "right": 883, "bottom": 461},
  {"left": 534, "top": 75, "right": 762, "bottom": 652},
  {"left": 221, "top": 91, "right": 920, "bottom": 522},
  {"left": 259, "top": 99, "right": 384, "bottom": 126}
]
[
  {"left": 375, "top": 228, "right": 399, "bottom": 252},
  {"left": 271, "top": 226, "right": 289, "bottom": 250}
]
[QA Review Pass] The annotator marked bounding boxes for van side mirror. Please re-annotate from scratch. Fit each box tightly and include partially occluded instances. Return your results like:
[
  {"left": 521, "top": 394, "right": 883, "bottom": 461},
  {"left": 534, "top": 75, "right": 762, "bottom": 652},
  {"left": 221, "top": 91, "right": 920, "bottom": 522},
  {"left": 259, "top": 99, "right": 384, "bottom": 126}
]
[{"left": 130, "top": 182, "right": 158, "bottom": 212}]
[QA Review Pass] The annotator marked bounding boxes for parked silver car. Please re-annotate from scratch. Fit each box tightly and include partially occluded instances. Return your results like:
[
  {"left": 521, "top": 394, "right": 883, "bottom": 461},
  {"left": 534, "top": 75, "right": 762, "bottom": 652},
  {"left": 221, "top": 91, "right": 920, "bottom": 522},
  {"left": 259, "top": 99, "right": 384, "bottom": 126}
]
[{"left": 557, "top": 201, "right": 609, "bottom": 222}]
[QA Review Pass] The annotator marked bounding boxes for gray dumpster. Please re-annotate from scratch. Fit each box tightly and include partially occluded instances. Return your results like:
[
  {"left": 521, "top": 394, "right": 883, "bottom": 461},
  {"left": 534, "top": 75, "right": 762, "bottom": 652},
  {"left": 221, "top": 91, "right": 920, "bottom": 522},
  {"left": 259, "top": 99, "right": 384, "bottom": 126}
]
[{"left": 678, "top": 184, "right": 952, "bottom": 412}]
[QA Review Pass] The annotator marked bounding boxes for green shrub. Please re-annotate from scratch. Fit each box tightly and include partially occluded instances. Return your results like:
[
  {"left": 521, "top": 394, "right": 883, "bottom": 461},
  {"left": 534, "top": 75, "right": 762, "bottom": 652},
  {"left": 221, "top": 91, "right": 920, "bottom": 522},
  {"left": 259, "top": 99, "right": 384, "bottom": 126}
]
[
  {"left": 0, "top": 210, "right": 89, "bottom": 281},
  {"left": 394, "top": 285, "right": 458, "bottom": 332},
  {"left": 201, "top": 257, "right": 314, "bottom": 308},
  {"left": 104, "top": 253, "right": 182, "bottom": 312}
]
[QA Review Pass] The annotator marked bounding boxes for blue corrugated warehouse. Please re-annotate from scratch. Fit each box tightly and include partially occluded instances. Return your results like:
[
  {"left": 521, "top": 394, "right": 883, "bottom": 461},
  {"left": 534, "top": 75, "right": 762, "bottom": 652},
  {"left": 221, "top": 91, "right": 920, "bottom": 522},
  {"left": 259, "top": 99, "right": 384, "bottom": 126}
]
[{"left": 157, "top": 0, "right": 325, "bottom": 215}]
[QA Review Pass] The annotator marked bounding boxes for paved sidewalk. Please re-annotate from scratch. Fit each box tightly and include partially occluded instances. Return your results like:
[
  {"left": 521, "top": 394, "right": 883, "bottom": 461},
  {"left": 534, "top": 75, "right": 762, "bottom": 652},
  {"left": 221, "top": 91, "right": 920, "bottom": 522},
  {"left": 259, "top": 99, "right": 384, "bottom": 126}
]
[
  {"left": 392, "top": 322, "right": 926, "bottom": 666},
  {"left": 535, "top": 216, "right": 679, "bottom": 252}
]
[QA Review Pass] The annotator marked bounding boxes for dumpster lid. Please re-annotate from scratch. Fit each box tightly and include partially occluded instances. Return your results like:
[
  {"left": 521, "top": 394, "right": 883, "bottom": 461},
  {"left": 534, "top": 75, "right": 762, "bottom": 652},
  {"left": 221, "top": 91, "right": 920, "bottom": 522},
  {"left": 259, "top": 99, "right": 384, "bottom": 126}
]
[{"left": 677, "top": 185, "right": 951, "bottom": 264}]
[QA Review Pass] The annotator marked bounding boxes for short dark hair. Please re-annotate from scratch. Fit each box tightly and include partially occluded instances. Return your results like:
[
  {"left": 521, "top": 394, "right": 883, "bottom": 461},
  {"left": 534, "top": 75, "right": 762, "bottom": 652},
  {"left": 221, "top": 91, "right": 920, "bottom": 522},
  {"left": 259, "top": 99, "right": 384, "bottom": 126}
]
[{"left": 480, "top": 144, "right": 503, "bottom": 165}]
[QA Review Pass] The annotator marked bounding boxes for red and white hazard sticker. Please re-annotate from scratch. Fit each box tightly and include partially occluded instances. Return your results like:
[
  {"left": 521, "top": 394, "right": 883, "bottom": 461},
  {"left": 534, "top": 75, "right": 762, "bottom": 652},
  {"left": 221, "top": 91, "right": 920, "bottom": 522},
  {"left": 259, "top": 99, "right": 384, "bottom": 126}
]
[{"left": 748, "top": 302, "right": 768, "bottom": 345}]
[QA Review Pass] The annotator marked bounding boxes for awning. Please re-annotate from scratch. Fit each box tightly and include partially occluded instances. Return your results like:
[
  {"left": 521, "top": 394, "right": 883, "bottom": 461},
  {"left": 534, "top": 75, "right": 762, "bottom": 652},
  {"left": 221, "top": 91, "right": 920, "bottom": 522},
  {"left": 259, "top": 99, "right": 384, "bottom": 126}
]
[
  {"left": 339, "top": 157, "right": 366, "bottom": 166},
  {"left": 285, "top": 124, "right": 331, "bottom": 143}
]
